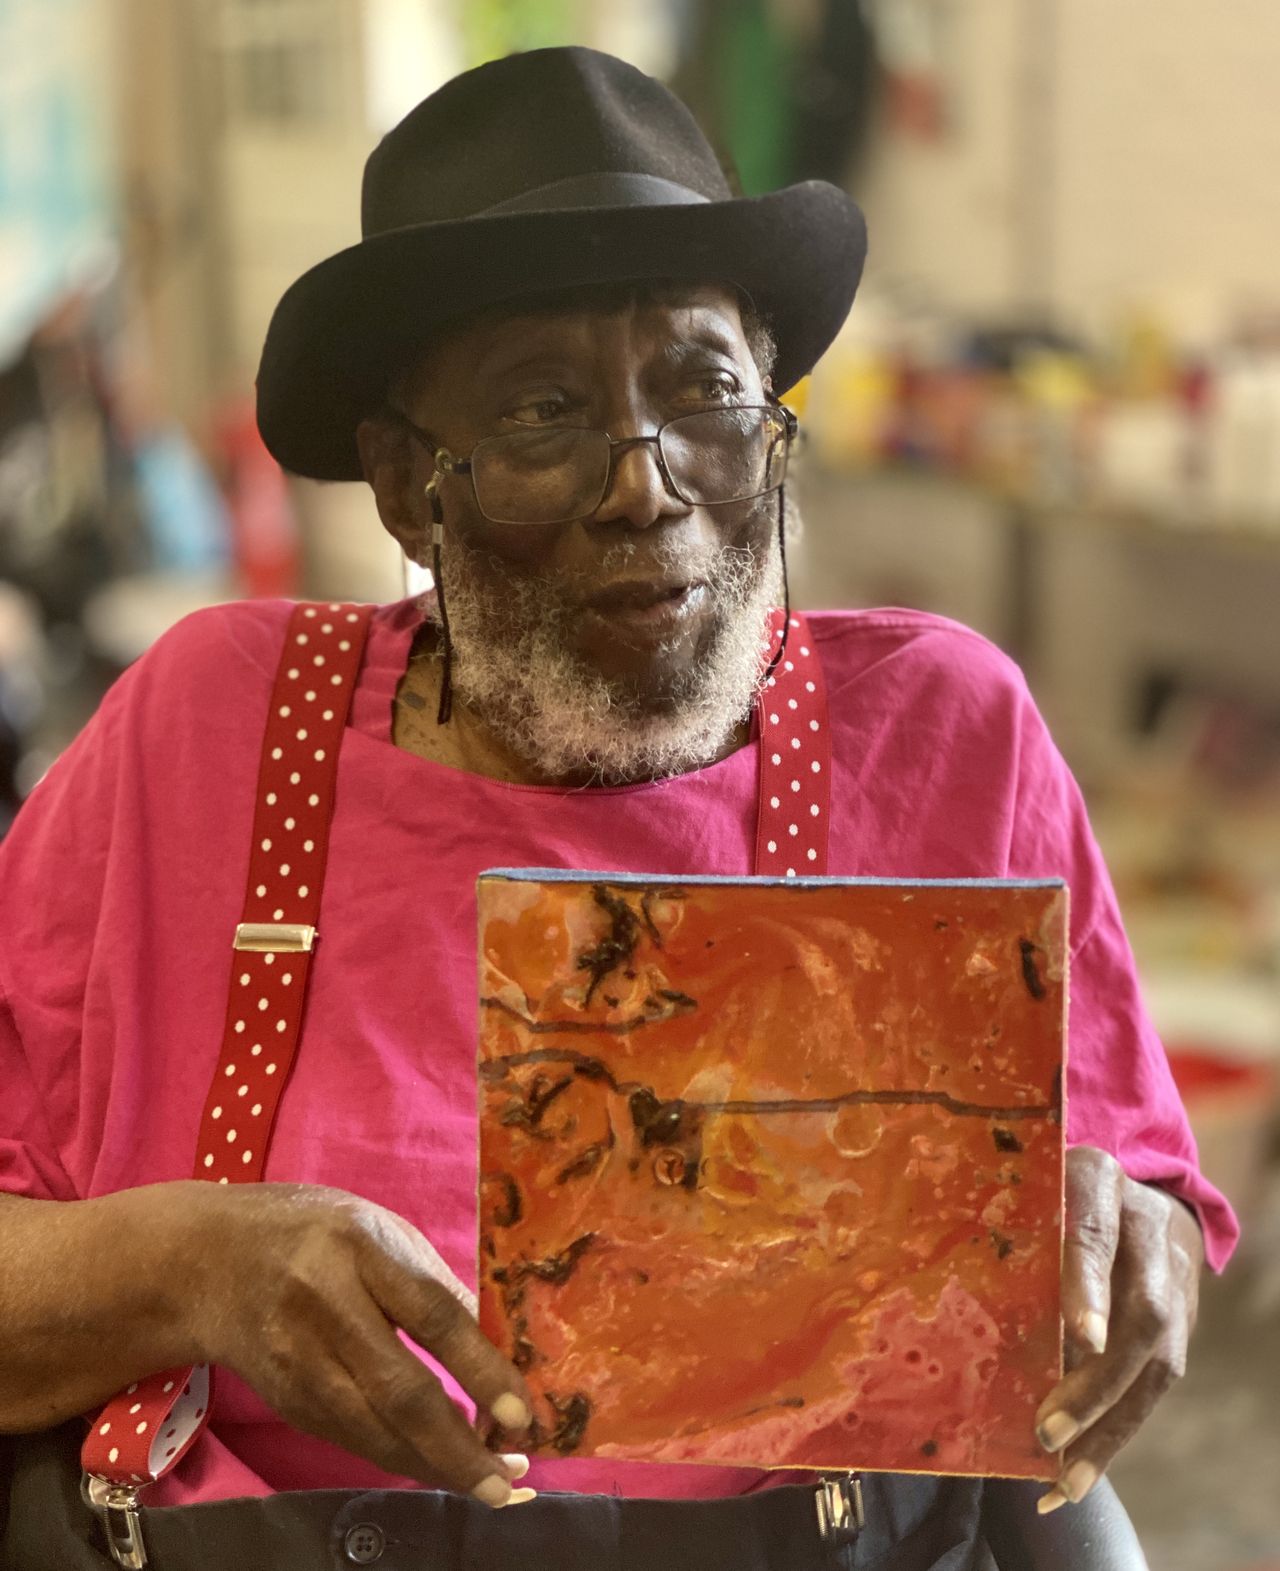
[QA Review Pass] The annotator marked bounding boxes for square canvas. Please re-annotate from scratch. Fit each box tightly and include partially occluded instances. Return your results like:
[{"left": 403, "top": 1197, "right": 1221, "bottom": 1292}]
[{"left": 477, "top": 871, "right": 1067, "bottom": 1480}]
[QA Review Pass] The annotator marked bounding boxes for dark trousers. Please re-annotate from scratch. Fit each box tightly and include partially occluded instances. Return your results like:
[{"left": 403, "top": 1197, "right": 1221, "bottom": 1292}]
[{"left": 3, "top": 1424, "right": 1148, "bottom": 1571}]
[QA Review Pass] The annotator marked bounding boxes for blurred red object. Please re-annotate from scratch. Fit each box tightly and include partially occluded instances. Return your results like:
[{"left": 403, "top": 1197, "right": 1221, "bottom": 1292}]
[
  {"left": 214, "top": 397, "right": 301, "bottom": 599},
  {"left": 1167, "top": 1047, "right": 1277, "bottom": 1229},
  {"left": 1168, "top": 1050, "right": 1275, "bottom": 1102},
  {"left": 884, "top": 70, "right": 946, "bottom": 140}
]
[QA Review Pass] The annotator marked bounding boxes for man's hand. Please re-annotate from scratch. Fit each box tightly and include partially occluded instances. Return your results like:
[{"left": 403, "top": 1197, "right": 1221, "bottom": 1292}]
[
  {"left": 186, "top": 1182, "right": 536, "bottom": 1506},
  {"left": 1034, "top": 1145, "right": 1203, "bottom": 1513}
]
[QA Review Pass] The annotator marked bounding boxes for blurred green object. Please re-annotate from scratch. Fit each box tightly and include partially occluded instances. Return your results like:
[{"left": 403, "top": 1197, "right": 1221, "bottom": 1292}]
[
  {"left": 712, "top": 0, "right": 795, "bottom": 195},
  {"left": 675, "top": 0, "right": 877, "bottom": 198},
  {"left": 458, "top": 0, "right": 577, "bottom": 68}
]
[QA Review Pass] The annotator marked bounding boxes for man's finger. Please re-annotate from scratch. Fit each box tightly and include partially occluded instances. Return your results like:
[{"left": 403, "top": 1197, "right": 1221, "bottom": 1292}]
[
  {"left": 239, "top": 1312, "right": 513, "bottom": 1498},
  {"left": 379, "top": 1207, "right": 480, "bottom": 1318},
  {"left": 1034, "top": 1332, "right": 1148, "bottom": 1456},
  {"left": 362, "top": 1345, "right": 528, "bottom": 1501},
  {"left": 1061, "top": 1147, "right": 1124, "bottom": 1356},
  {"left": 354, "top": 1224, "right": 534, "bottom": 1436},
  {"left": 286, "top": 1357, "right": 454, "bottom": 1484},
  {"left": 1037, "top": 1177, "right": 1176, "bottom": 1451},
  {"left": 327, "top": 1291, "right": 535, "bottom": 1504},
  {"left": 1037, "top": 1349, "right": 1183, "bottom": 1513}
]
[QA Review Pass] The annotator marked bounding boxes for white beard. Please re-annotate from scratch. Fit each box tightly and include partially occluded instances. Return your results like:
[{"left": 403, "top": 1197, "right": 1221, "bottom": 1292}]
[{"left": 427, "top": 523, "right": 784, "bottom": 785}]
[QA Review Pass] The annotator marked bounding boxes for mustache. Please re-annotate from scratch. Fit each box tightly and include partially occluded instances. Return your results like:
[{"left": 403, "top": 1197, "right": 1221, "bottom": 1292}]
[{"left": 461, "top": 537, "right": 763, "bottom": 608}]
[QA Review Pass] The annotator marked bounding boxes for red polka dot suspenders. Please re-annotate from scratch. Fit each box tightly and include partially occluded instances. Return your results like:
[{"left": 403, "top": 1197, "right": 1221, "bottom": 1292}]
[
  {"left": 81, "top": 602, "right": 374, "bottom": 1561},
  {"left": 755, "top": 609, "right": 832, "bottom": 877},
  {"left": 78, "top": 599, "right": 830, "bottom": 1561}
]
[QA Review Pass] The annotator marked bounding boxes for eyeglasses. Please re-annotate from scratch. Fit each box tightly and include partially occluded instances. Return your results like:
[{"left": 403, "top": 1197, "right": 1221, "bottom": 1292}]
[{"left": 395, "top": 403, "right": 797, "bottom": 526}]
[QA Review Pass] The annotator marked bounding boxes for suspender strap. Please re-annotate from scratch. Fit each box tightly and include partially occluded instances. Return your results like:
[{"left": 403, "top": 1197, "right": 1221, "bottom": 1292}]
[
  {"left": 81, "top": 602, "right": 373, "bottom": 1492},
  {"left": 754, "top": 609, "right": 832, "bottom": 877}
]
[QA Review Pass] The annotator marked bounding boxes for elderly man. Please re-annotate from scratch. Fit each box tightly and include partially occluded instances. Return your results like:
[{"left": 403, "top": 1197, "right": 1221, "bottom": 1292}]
[{"left": 0, "top": 45, "right": 1235, "bottom": 1571}]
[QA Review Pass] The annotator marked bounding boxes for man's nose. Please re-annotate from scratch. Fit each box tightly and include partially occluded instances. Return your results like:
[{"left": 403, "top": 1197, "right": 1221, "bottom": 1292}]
[{"left": 591, "top": 437, "right": 692, "bottom": 530}]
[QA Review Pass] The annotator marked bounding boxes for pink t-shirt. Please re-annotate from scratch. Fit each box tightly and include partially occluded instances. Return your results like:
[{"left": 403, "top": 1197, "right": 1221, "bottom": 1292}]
[{"left": 0, "top": 596, "right": 1237, "bottom": 1505}]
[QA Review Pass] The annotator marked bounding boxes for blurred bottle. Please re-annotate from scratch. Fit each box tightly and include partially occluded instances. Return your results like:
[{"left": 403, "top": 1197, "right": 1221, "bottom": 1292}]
[
  {"left": 1089, "top": 311, "right": 1190, "bottom": 518},
  {"left": 1113, "top": 311, "right": 1179, "bottom": 401},
  {"left": 1014, "top": 350, "right": 1093, "bottom": 506},
  {"left": 972, "top": 380, "right": 1034, "bottom": 498},
  {"left": 131, "top": 424, "right": 231, "bottom": 573},
  {"left": 1092, "top": 397, "right": 1189, "bottom": 518},
  {"left": 806, "top": 342, "right": 897, "bottom": 470},
  {"left": 1177, "top": 358, "right": 1213, "bottom": 515},
  {"left": 1204, "top": 346, "right": 1280, "bottom": 530},
  {"left": 214, "top": 396, "right": 301, "bottom": 598}
]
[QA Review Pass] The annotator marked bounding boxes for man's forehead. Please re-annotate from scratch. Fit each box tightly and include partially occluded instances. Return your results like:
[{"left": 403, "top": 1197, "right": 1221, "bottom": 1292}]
[
  {"left": 505, "top": 278, "right": 739, "bottom": 317},
  {"left": 444, "top": 280, "right": 743, "bottom": 351},
  {"left": 393, "top": 280, "right": 750, "bottom": 403}
]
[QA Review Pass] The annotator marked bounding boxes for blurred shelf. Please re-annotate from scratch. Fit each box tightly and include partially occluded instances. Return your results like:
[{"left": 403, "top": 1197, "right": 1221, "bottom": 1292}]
[{"left": 817, "top": 465, "right": 1280, "bottom": 558}]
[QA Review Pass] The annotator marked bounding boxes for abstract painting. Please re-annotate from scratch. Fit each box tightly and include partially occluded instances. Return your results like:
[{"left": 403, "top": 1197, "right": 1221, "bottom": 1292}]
[{"left": 477, "top": 872, "right": 1067, "bottom": 1479}]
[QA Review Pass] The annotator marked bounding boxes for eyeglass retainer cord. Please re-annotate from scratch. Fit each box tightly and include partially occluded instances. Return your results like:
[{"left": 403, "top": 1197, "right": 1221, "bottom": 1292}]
[{"left": 421, "top": 466, "right": 455, "bottom": 726}]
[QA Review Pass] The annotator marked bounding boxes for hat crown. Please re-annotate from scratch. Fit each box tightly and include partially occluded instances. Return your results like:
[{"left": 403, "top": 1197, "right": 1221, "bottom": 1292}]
[{"left": 361, "top": 46, "right": 733, "bottom": 236}]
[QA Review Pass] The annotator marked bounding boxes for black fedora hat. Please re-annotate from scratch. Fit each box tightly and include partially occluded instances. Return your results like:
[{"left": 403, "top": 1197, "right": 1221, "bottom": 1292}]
[{"left": 256, "top": 46, "right": 867, "bottom": 482}]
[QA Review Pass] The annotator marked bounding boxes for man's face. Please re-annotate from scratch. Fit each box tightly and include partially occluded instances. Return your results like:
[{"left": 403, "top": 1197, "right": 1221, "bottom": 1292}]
[{"left": 381, "top": 282, "right": 784, "bottom": 782}]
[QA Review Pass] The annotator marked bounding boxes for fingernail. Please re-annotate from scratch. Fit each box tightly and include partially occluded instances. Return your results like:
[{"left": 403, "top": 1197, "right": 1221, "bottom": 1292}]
[
  {"left": 1080, "top": 1310, "right": 1108, "bottom": 1355},
  {"left": 499, "top": 1452, "right": 530, "bottom": 1480},
  {"left": 1037, "top": 1411, "right": 1079, "bottom": 1451},
  {"left": 472, "top": 1474, "right": 513, "bottom": 1508},
  {"left": 1037, "top": 1487, "right": 1067, "bottom": 1515},
  {"left": 492, "top": 1393, "right": 532, "bottom": 1430},
  {"left": 505, "top": 1487, "right": 537, "bottom": 1506},
  {"left": 1061, "top": 1459, "right": 1098, "bottom": 1503}
]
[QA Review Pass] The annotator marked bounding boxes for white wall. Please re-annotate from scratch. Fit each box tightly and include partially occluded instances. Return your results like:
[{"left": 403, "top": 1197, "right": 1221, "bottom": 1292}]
[
  {"left": 1052, "top": 0, "right": 1280, "bottom": 343},
  {"left": 856, "top": 0, "right": 1028, "bottom": 318},
  {"left": 856, "top": 0, "right": 1280, "bottom": 343},
  {"left": 835, "top": 1, "right": 1280, "bottom": 766}
]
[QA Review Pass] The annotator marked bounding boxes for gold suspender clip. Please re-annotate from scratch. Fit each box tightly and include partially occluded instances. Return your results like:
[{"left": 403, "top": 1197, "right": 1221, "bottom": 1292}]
[{"left": 233, "top": 923, "right": 317, "bottom": 953}]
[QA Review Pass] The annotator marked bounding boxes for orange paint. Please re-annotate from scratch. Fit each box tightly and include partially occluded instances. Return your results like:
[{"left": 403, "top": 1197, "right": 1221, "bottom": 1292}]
[{"left": 478, "top": 875, "right": 1066, "bottom": 1479}]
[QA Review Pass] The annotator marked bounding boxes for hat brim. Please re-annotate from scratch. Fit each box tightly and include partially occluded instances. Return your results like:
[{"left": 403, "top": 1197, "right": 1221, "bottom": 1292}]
[{"left": 256, "top": 181, "right": 866, "bottom": 482}]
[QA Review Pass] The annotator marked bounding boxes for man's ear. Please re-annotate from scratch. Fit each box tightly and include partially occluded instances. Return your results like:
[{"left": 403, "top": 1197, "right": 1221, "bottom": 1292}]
[{"left": 356, "top": 414, "right": 428, "bottom": 563}]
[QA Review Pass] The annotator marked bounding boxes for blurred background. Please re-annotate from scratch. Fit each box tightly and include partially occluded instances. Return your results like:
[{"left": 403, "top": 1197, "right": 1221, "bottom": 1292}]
[{"left": 2, "top": 1, "right": 1278, "bottom": 1563}]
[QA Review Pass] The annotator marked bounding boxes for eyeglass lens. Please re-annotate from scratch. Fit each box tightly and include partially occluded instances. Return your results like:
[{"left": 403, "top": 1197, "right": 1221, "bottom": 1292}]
[{"left": 470, "top": 407, "right": 789, "bottom": 525}]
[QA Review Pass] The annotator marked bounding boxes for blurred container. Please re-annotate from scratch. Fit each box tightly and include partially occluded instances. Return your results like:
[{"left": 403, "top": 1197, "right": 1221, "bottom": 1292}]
[
  {"left": 1014, "top": 351, "right": 1093, "bottom": 505},
  {"left": 1166, "top": 1049, "right": 1277, "bottom": 1229},
  {"left": 1091, "top": 398, "right": 1190, "bottom": 517},
  {"left": 806, "top": 344, "right": 896, "bottom": 469},
  {"left": 1147, "top": 971, "right": 1280, "bottom": 1231},
  {"left": 971, "top": 382, "right": 1035, "bottom": 495},
  {"left": 1204, "top": 350, "right": 1280, "bottom": 529},
  {"left": 213, "top": 397, "right": 301, "bottom": 599}
]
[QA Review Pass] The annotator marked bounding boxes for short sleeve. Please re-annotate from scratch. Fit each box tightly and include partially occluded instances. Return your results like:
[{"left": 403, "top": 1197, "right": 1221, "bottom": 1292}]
[
  {"left": 0, "top": 644, "right": 146, "bottom": 1202},
  {"left": 0, "top": 969, "right": 77, "bottom": 1200},
  {"left": 1007, "top": 680, "right": 1239, "bottom": 1271},
  {"left": 0, "top": 599, "right": 290, "bottom": 1205}
]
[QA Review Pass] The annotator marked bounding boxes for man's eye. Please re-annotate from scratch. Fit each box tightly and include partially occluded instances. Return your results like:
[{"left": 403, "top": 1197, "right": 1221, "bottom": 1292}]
[
  {"left": 508, "top": 396, "right": 570, "bottom": 424},
  {"left": 684, "top": 373, "right": 741, "bottom": 403}
]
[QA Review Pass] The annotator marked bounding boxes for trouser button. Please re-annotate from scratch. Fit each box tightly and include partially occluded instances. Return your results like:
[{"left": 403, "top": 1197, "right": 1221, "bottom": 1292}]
[{"left": 343, "top": 1522, "right": 386, "bottom": 1564}]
